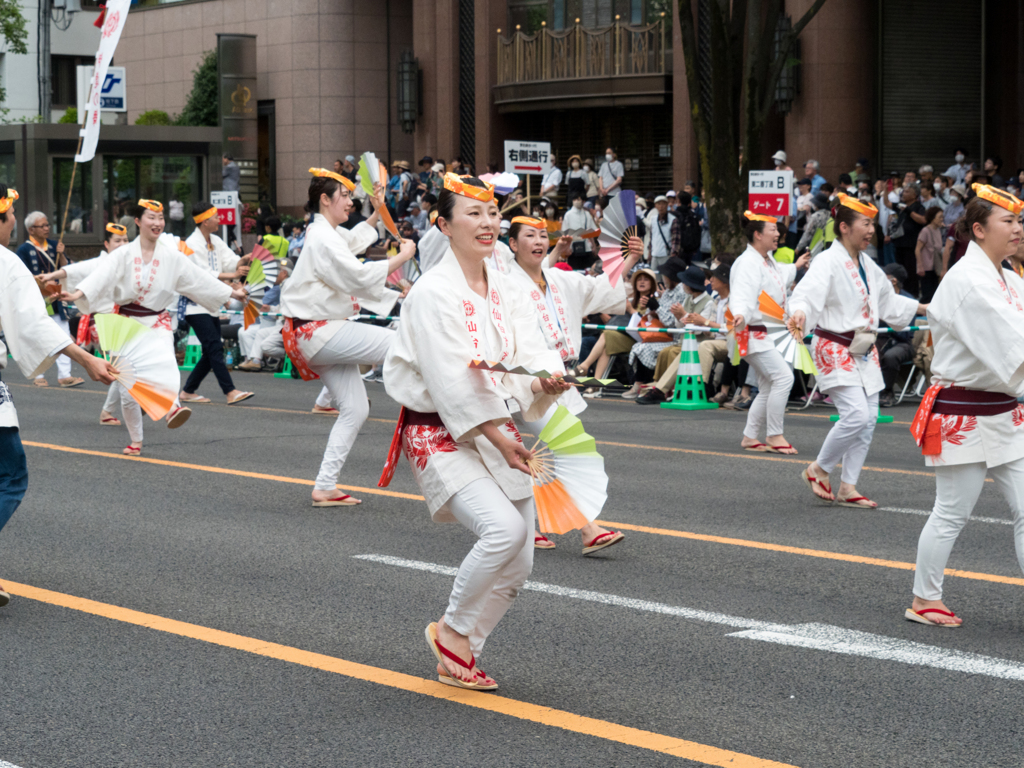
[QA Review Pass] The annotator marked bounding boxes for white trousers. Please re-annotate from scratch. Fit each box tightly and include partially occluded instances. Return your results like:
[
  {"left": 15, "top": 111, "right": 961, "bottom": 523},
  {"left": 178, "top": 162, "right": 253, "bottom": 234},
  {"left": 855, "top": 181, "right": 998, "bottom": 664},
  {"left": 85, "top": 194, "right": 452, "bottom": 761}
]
[
  {"left": 308, "top": 321, "right": 394, "bottom": 490},
  {"left": 238, "top": 325, "right": 261, "bottom": 358},
  {"left": 743, "top": 348, "right": 793, "bottom": 440},
  {"left": 102, "top": 382, "right": 120, "bottom": 414},
  {"left": 816, "top": 385, "right": 878, "bottom": 485},
  {"left": 37, "top": 315, "right": 71, "bottom": 380},
  {"left": 122, "top": 329, "right": 180, "bottom": 445},
  {"left": 257, "top": 328, "right": 285, "bottom": 358},
  {"left": 914, "top": 458, "right": 1024, "bottom": 601},
  {"left": 314, "top": 386, "right": 333, "bottom": 409},
  {"left": 446, "top": 477, "right": 535, "bottom": 657}
]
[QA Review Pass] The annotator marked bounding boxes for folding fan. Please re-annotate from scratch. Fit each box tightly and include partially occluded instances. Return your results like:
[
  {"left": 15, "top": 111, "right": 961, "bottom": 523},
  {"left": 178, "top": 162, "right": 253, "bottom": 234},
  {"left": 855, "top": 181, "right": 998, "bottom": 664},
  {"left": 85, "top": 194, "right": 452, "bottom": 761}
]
[
  {"left": 596, "top": 189, "right": 637, "bottom": 287},
  {"left": 249, "top": 243, "right": 279, "bottom": 286},
  {"left": 526, "top": 406, "right": 608, "bottom": 534},
  {"left": 724, "top": 307, "right": 746, "bottom": 365},
  {"left": 359, "top": 151, "right": 401, "bottom": 240},
  {"left": 94, "top": 314, "right": 179, "bottom": 421},
  {"left": 478, "top": 172, "right": 520, "bottom": 195},
  {"left": 243, "top": 257, "right": 269, "bottom": 329},
  {"left": 467, "top": 360, "right": 618, "bottom": 388},
  {"left": 756, "top": 291, "right": 818, "bottom": 376}
]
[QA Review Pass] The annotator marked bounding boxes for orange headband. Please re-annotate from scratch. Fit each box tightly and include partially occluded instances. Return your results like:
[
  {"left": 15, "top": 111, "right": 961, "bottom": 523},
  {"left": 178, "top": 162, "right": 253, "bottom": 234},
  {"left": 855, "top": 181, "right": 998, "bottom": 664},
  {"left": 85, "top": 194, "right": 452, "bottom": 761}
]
[
  {"left": 973, "top": 183, "right": 1024, "bottom": 216},
  {"left": 105, "top": 223, "right": 127, "bottom": 235},
  {"left": 743, "top": 210, "right": 776, "bottom": 223},
  {"left": 836, "top": 192, "right": 878, "bottom": 219},
  {"left": 138, "top": 199, "right": 164, "bottom": 212},
  {"left": 0, "top": 188, "right": 17, "bottom": 215},
  {"left": 443, "top": 173, "right": 494, "bottom": 203},
  {"left": 510, "top": 216, "right": 545, "bottom": 229},
  {"left": 193, "top": 207, "right": 218, "bottom": 224},
  {"left": 309, "top": 167, "right": 356, "bottom": 192}
]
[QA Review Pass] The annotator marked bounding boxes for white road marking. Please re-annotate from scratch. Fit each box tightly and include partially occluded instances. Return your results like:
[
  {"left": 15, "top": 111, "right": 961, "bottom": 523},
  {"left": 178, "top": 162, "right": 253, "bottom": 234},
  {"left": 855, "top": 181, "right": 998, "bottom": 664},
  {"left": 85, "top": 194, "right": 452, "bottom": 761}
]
[
  {"left": 356, "top": 553, "right": 1024, "bottom": 682},
  {"left": 0, "top": 761, "right": 26, "bottom": 768},
  {"left": 880, "top": 506, "right": 1013, "bottom": 526}
]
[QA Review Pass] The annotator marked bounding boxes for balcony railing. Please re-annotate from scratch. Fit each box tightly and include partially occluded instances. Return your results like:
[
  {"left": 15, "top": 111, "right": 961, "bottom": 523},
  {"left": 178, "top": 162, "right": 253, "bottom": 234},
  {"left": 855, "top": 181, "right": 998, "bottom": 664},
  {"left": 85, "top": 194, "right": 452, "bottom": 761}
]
[{"left": 497, "top": 16, "right": 669, "bottom": 86}]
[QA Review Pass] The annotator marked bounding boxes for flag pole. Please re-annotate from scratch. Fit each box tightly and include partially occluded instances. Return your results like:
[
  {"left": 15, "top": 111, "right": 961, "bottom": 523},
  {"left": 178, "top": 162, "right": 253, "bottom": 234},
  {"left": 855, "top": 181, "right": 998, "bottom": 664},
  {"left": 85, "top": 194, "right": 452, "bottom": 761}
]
[{"left": 57, "top": 82, "right": 93, "bottom": 262}]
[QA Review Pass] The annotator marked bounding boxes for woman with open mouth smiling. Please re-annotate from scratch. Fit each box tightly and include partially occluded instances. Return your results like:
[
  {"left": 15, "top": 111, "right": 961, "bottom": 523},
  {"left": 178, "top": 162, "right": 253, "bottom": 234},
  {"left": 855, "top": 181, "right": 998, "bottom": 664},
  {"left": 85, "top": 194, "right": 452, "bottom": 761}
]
[
  {"left": 382, "top": 173, "right": 570, "bottom": 691},
  {"left": 505, "top": 214, "right": 642, "bottom": 555}
]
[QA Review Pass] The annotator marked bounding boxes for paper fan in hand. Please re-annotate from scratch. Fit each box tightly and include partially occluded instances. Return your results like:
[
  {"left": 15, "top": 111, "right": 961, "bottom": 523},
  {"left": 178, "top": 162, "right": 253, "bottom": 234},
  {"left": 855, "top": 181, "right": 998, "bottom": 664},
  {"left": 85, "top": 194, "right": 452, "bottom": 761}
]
[
  {"left": 756, "top": 290, "right": 818, "bottom": 375},
  {"left": 94, "top": 314, "right": 179, "bottom": 421},
  {"left": 596, "top": 190, "right": 637, "bottom": 287},
  {"left": 360, "top": 152, "right": 400, "bottom": 240},
  {"left": 526, "top": 406, "right": 608, "bottom": 534},
  {"left": 243, "top": 259, "right": 269, "bottom": 329},
  {"left": 249, "top": 243, "right": 279, "bottom": 285}
]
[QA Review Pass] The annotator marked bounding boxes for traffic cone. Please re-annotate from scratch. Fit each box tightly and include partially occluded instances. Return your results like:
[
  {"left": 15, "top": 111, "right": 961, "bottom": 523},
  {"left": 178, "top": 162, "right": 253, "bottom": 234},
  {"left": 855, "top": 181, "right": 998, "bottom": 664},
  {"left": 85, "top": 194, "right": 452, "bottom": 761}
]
[
  {"left": 660, "top": 331, "right": 718, "bottom": 411},
  {"left": 178, "top": 330, "right": 202, "bottom": 372},
  {"left": 275, "top": 356, "right": 295, "bottom": 379}
]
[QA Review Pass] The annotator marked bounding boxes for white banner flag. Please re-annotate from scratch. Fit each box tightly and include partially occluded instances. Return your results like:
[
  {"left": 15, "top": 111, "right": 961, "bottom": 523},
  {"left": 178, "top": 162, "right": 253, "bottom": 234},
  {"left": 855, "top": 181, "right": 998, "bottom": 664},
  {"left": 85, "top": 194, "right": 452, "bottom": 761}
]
[{"left": 75, "top": 0, "right": 131, "bottom": 164}]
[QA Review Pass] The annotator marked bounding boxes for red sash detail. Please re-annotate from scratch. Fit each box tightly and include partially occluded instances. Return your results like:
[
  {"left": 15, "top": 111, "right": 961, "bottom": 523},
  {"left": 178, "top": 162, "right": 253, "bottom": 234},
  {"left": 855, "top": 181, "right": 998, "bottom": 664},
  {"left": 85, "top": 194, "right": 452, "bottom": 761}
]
[
  {"left": 281, "top": 318, "right": 322, "bottom": 381},
  {"left": 911, "top": 383, "right": 943, "bottom": 456},
  {"left": 378, "top": 406, "right": 408, "bottom": 487},
  {"left": 76, "top": 314, "right": 93, "bottom": 346}
]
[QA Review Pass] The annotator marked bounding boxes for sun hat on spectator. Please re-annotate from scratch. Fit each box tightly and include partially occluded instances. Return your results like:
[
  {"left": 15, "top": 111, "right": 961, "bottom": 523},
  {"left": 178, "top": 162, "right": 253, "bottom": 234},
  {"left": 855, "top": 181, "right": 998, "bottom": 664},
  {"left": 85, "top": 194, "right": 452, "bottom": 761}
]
[
  {"left": 657, "top": 255, "right": 689, "bottom": 282},
  {"left": 677, "top": 265, "right": 707, "bottom": 291},
  {"left": 666, "top": 190, "right": 677, "bottom": 198},
  {"left": 636, "top": 198, "right": 648, "bottom": 210},
  {"left": 419, "top": 155, "right": 434, "bottom": 165},
  {"left": 654, "top": 195, "right": 669, "bottom": 204},
  {"left": 630, "top": 268, "right": 659, "bottom": 293},
  {"left": 709, "top": 262, "right": 730, "bottom": 283},
  {"left": 499, "top": 220, "right": 511, "bottom": 233},
  {"left": 950, "top": 183, "right": 968, "bottom": 199},
  {"left": 772, "top": 150, "right": 788, "bottom": 164},
  {"left": 345, "top": 155, "right": 356, "bottom": 163},
  {"left": 431, "top": 163, "right": 445, "bottom": 173},
  {"left": 810, "top": 192, "right": 830, "bottom": 210}
]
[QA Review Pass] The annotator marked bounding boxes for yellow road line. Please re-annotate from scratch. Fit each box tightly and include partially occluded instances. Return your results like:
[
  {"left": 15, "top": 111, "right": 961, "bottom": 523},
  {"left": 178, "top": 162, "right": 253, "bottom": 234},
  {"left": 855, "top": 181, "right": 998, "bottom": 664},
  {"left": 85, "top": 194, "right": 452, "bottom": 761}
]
[
  {"left": 3, "top": 579, "right": 795, "bottom": 768},
  {"left": 22, "top": 440, "right": 1020, "bottom": 588},
  {"left": 602, "top": 521, "right": 1024, "bottom": 587},
  {"left": 20, "top": 441, "right": 422, "bottom": 501}
]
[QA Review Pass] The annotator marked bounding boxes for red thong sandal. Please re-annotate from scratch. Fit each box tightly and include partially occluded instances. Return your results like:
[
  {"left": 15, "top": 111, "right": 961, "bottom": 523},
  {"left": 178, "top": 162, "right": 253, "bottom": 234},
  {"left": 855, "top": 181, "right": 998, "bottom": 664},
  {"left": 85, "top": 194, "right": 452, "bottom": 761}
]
[
  {"left": 743, "top": 442, "right": 772, "bottom": 453},
  {"left": 100, "top": 415, "right": 121, "bottom": 426},
  {"left": 836, "top": 495, "right": 878, "bottom": 509},
  {"left": 311, "top": 494, "right": 362, "bottom": 507},
  {"left": 801, "top": 467, "right": 834, "bottom": 501},
  {"left": 534, "top": 534, "right": 556, "bottom": 550},
  {"left": 905, "top": 607, "right": 962, "bottom": 627},
  {"left": 582, "top": 530, "right": 625, "bottom": 556},
  {"left": 436, "top": 663, "right": 499, "bottom": 691},
  {"left": 424, "top": 623, "right": 492, "bottom": 691},
  {"left": 766, "top": 442, "right": 798, "bottom": 455},
  {"left": 123, "top": 445, "right": 141, "bottom": 456}
]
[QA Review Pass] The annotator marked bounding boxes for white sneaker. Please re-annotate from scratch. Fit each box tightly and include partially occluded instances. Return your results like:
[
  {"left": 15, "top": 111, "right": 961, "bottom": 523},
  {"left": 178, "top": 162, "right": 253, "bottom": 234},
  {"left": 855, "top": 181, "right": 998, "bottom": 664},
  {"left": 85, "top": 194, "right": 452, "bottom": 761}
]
[
  {"left": 620, "top": 383, "right": 642, "bottom": 400},
  {"left": 582, "top": 387, "right": 603, "bottom": 399}
]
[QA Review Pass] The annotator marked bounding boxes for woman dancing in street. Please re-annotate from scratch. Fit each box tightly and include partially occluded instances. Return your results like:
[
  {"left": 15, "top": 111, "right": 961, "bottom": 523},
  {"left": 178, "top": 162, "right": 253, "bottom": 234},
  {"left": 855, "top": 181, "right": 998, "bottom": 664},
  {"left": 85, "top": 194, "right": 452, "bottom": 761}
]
[
  {"left": 788, "top": 194, "right": 923, "bottom": 507},
  {"left": 906, "top": 185, "right": 1024, "bottom": 627},
  {"left": 280, "top": 168, "right": 414, "bottom": 507},
  {"left": 506, "top": 214, "right": 641, "bottom": 553},
  {"left": 383, "top": 174, "right": 569, "bottom": 690}
]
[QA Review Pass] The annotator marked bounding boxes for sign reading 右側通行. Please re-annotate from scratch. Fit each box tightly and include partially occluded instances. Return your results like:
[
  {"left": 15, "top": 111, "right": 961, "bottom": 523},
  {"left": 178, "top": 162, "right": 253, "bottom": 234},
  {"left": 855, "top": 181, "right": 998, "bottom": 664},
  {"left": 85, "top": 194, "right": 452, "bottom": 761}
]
[
  {"left": 748, "top": 170, "right": 794, "bottom": 217},
  {"left": 504, "top": 141, "right": 553, "bottom": 176}
]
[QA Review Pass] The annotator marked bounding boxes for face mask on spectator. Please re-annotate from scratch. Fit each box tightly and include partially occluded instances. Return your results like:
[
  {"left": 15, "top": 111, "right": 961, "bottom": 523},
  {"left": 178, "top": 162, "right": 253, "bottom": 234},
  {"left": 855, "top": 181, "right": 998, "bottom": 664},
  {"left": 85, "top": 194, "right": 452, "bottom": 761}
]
[
  {"left": 583, "top": 164, "right": 590, "bottom": 172},
  {"left": 933, "top": 181, "right": 942, "bottom": 191},
  {"left": 955, "top": 153, "right": 965, "bottom": 163},
  {"left": 571, "top": 161, "right": 580, "bottom": 169},
  {"left": 605, "top": 154, "right": 614, "bottom": 162}
]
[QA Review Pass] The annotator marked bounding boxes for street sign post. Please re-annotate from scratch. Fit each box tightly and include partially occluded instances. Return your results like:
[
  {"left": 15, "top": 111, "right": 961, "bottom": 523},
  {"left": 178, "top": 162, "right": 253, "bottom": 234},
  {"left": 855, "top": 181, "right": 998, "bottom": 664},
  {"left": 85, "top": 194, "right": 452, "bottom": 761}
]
[
  {"left": 210, "top": 190, "right": 239, "bottom": 245},
  {"left": 502, "top": 141, "right": 553, "bottom": 215},
  {"left": 748, "top": 170, "right": 794, "bottom": 218}
]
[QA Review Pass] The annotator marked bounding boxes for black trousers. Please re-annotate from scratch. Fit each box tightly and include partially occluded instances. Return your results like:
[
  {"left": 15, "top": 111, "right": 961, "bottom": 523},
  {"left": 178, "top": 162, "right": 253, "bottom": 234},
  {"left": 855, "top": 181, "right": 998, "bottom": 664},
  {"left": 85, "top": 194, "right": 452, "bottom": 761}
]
[
  {"left": 880, "top": 340, "right": 914, "bottom": 393},
  {"left": 183, "top": 313, "right": 235, "bottom": 395}
]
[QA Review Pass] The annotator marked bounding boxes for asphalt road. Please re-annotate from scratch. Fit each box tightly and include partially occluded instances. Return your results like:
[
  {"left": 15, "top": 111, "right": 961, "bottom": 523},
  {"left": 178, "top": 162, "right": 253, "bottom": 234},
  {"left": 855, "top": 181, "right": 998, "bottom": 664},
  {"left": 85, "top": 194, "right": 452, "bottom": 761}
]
[{"left": 2, "top": 363, "right": 1024, "bottom": 768}]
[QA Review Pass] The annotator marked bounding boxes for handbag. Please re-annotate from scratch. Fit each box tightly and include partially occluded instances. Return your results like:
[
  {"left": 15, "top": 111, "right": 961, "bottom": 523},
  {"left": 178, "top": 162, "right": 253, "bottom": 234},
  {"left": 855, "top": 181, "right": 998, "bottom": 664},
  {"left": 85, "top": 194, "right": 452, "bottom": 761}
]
[
  {"left": 848, "top": 329, "right": 878, "bottom": 356},
  {"left": 638, "top": 312, "right": 673, "bottom": 342}
]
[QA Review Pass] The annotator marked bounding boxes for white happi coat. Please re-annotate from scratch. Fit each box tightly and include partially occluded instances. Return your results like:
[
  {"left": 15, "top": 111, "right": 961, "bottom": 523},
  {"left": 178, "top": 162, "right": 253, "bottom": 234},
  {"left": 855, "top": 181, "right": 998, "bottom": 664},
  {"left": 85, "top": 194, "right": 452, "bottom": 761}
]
[
  {"left": 63, "top": 250, "right": 116, "bottom": 313},
  {"left": 507, "top": 258, "right": 627, "bottom": 414},
  {"left": 923, "top": 240, "right": 1024, "bottom": 468},
  {"left": 0, "top": 246, "right": 73, "bottom": 427},
  {"left": 729, "top": 244, "right": 798, "bottom": 354},
  {"left": 789, "top": 240, "right": 918, "bottom": 394},
  {"left": 183, "top": 229, "right": 238, "bottom": 316},
  {"left": 278, "top": 215, "right": 399, "bottom": 364},
  {"left": 383, "top": 249, "right": 563, "bottom": 520},
  {"left": 74, "top": 237, "right": 233, "bottom": 332}
]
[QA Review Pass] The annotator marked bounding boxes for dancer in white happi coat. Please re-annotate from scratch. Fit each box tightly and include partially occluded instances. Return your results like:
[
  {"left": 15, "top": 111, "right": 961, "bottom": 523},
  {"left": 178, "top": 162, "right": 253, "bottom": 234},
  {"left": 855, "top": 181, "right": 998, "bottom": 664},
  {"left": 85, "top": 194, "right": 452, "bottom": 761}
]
[
  {"left": 505, "top": 214, "right": 641, "bottom": 554},
  {"left": 41, "top": 223, "right": 130, "bottom": 426},
  {"left": 905, "top": 185, "right": 1024, "bottom": 628},
  {"left": 730, "top": 211, "right": 807, "bottom": 454},
  {"left": 179, "top": 202, "right": 254, "bottom": 406},
  {"left": 279, "top": 168, "right": 414, "bottom": 507},
  {"left": 382, "top": 174, "right": 569, "bottom": 690},
  {"left": 0, "top": 184, "right": 118, "bottom": 606},
  {"left": 64, "top": 200, "right": 247, "bottom": 455},
  {"left": 788, "top": 194, "right": 923, "bottom": 507}
]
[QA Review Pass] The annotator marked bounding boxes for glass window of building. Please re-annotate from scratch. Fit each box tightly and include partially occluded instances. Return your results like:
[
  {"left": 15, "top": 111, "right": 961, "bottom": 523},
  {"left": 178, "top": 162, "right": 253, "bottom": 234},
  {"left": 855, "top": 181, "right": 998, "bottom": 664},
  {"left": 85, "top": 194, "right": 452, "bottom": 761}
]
[
  {"left": 52, "top": 157, "right": 93, "bottom": 235},
  {"left": 103, "top": 156, "right": 200, "bottom": 239}
]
